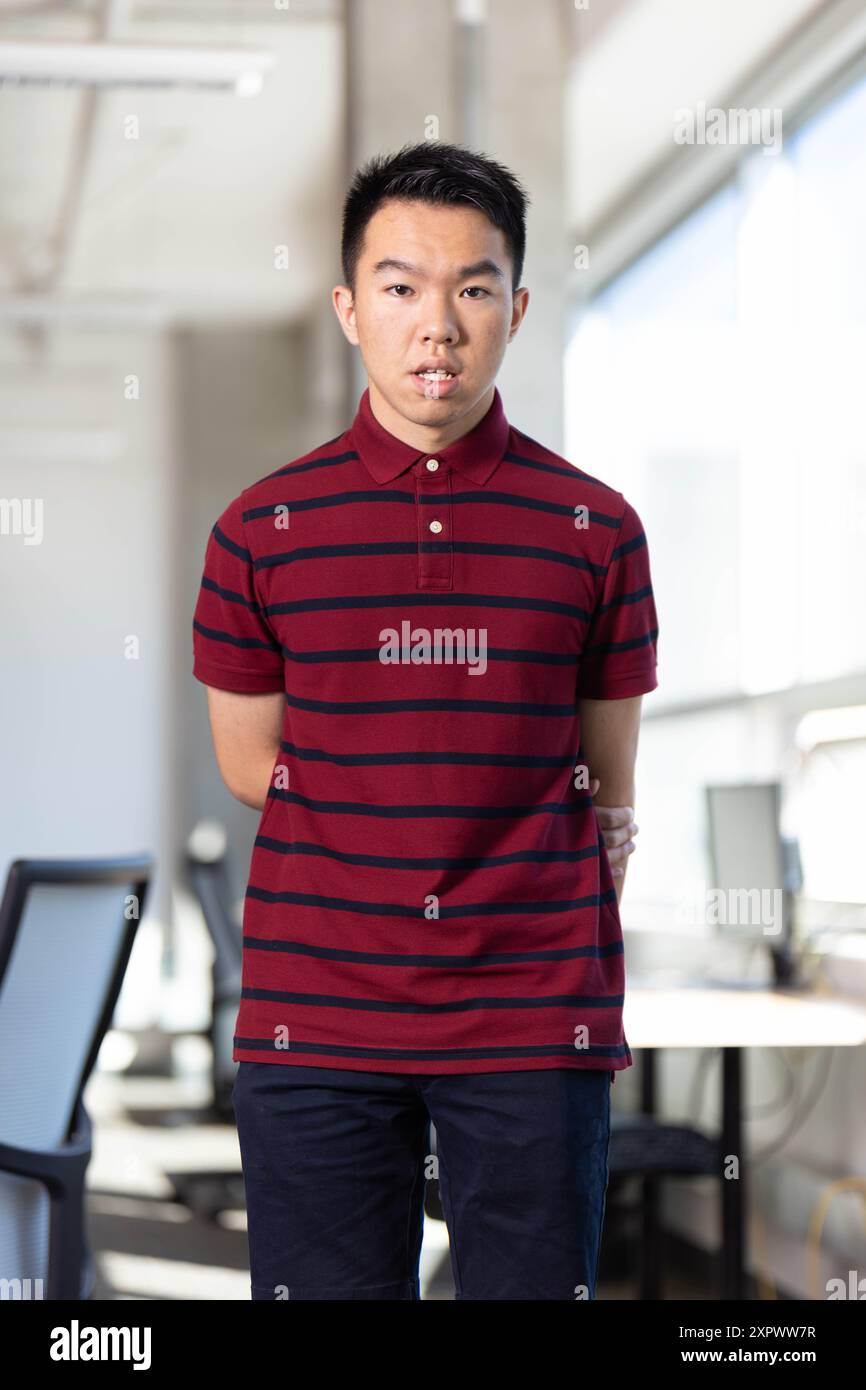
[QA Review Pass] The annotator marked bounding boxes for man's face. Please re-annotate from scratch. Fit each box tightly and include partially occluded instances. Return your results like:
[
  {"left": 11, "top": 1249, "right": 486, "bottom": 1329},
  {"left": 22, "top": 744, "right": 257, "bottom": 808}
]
[{"left": 333, "top": 198, "right": 528, "bottom": 434}]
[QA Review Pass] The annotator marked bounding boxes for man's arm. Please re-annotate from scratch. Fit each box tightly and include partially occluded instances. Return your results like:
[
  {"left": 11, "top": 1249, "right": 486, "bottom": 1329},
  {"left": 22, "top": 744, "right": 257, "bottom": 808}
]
[
  {"left": 204, "top": 687, "right": 284, "bottom": 811},
  {"left": 577, "top": 694, "right": 644, "bottom": 904}
]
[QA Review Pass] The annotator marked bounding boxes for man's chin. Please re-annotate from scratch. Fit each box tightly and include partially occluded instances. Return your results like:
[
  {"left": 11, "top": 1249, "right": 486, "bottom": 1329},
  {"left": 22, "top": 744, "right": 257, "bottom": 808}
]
[
  {"left": 405, "top": 370, "right": 465, "bottom": 405},
  {"left": 403, "top": 394, "right": 467, "bottom": 427},
  {"left": 368, "top": 373, "right": 482, "bottom": 430}
]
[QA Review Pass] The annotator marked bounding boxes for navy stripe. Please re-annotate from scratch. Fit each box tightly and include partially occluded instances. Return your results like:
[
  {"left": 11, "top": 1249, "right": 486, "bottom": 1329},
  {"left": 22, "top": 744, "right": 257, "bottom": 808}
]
[
  {"left": 242, "top": 932, "right": 621, "bottom": 968},
  {"left": 444, "top": 540, "right": 603, "bottom": 572},
  {"left": 599, "top": 584, "right": 654, "bottom": 612},
  {"left": 504, "top": 449, "right": 594, "bottom": 482},
  {"left": 270, "top": 448, "right": 358, "bottom": 478},
  {"left": 276, "top": 643, "right": 578, "bottom": 666},
  {"left": 610, "top": 529, "right": 648, "bottom": 562},
  {"left": 199, "top": 575, "right": 261, "bottom": 612},
  {"left": 278, "top": 741, "right": 578, "bottom": 767},
  {"left": 242, "top": 987, "right": 624, "bottom": 1013},
  {"left": 267, "top": 591, "right": 590, "bottom": 619},
  {"left": 243, "top": 490, "right": 621, "bottom": 524},
  {"left": 426, "top": 490, "right": 620, "bottom": 523},
  {"left": 281, "top": 692, "right": 577, "bottom": 717},
  {"left": 505, "top": 444, "right": 618, "bottom": 496},
  {"left": 193, "top": 618, "right": 280, "bottom": 653},
  {"left": 254, "top": 538, "right": 604, "bottom": 575},
  {"left": 244, "top": 490, "right": 413, "bottom": 520},
  {"left": 584, "top": 628, "right": 659, "bottom": 657},
  {"left": 212, "top": 522, "right": 250, "bottom": 563},
  {"left": 247, "top": 439, "right": 353, "bottom": 486},
  {"left": 254, "top": 835, "right": 599, "bottom": 869},
  {"left": 246, "top": 885, "right": 607, "bottom": 918},
  {"left": 234, "top": 1037, "right": 631, "bottom": 1061},
  {"left": 264, "top": 790, "right": 590, "bottom": 817},
  {"left": 257, "top": 540, "right": 420, "bottom": 570}
]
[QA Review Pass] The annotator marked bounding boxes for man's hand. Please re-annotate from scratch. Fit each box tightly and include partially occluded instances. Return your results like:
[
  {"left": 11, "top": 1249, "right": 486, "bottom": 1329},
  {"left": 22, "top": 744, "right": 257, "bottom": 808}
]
[{"left": 588, "top": 776, "right": 637, "bottom": 880}]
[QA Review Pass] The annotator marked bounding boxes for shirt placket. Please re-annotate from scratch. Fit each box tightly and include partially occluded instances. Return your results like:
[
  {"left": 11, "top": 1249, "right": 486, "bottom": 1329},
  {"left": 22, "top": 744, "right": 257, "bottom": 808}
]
[{"left": 414, "top": 458, "right": 454, "bottom": 591}]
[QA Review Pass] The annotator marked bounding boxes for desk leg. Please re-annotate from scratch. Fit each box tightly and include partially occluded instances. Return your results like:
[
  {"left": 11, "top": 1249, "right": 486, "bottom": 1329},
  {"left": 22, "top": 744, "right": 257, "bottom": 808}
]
[
  {"left": 721, "top": 1046, "right": 745, "bottom": 1300},
  {"left": 640, "top": 1049, "right": 661, "bottom": 1300}
]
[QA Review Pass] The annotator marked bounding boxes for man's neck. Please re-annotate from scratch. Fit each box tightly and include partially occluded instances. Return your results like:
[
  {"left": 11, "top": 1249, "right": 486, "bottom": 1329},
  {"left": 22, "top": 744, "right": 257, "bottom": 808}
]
[{"left": 367, "top": 379, "right": 495, "bottom": 453}]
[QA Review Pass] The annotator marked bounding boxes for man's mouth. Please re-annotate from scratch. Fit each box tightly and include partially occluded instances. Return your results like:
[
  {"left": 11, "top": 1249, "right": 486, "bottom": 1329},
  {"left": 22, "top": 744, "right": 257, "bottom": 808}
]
[{"left": 410, "top": 367, "right": 462, "bottom": 398}]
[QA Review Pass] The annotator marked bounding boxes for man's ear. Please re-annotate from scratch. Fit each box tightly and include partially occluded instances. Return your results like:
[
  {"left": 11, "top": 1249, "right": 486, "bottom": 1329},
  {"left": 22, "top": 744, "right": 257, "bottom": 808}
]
[
  {"left": 331, "top": 284, "right": 360, "bottom": 346},
  {"left": 507, "top": 285, "right": 529, "bottom": 341}
]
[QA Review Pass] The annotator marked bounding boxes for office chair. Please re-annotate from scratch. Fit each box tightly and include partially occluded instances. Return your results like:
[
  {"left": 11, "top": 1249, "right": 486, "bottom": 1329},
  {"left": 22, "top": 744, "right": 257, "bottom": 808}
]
[
  {"left": 186, "top": 820, "right": 242, "bottom": 1122},
  {"left": 607, "top": 1050, "right": 732, "bottom": 1299},
  {"left": 167, "top": 823, "right": 247, "bottom": 1221},
  {"left": 0, "top": 855, "right": 151, "bottom": 1301}
]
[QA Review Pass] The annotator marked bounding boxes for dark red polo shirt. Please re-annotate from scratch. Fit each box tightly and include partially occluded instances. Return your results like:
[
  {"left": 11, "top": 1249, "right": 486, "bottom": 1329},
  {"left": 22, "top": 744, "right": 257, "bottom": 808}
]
[{"left": 192, "top": 386, "right": 659, "bottom": 1075}]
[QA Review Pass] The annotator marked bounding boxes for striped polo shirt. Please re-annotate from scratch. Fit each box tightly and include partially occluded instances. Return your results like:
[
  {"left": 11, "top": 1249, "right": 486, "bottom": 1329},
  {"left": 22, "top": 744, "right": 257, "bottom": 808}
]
[{"left": 192, "top": 385, "right": 659, "bottom": 1076}]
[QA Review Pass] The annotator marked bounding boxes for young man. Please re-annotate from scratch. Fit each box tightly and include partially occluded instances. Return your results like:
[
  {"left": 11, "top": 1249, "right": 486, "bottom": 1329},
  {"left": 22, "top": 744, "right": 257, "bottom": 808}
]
[{"left": 192, "top": 142, "right": 659, "bottom": 1300}]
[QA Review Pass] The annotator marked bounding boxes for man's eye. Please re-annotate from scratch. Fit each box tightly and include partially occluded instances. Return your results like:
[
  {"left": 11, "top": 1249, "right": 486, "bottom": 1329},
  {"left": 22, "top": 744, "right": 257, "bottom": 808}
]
[
  {"left": 387, "top": 284, "right": 412, "bottom": 296},
  {"left": 462, "top": 286, "right": 489, "bottom": 298}
]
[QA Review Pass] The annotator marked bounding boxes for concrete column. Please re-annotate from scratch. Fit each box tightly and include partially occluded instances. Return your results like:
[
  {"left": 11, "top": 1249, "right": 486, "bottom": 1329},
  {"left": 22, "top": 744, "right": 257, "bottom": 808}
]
[
  {"left": 482, "top": 0, "right": 568, "bottom": 451},
  {"left": 343, "top": 0, "right": 567, "bottom": 450},
  {"left": 344, "top": 0, "right": 458, "bottom": 406}
]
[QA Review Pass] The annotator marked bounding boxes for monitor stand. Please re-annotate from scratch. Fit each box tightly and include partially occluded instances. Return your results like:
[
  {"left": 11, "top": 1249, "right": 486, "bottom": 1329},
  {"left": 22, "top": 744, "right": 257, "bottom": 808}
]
[{"left": 700, "top": 942, "right": 801, "bottom": 991}]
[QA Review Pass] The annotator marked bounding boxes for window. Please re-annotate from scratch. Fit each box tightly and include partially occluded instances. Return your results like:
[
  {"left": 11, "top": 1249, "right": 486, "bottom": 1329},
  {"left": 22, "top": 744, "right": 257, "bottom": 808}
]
[{"left": 565, "top": 68, "right": 866, "bottom": 705}]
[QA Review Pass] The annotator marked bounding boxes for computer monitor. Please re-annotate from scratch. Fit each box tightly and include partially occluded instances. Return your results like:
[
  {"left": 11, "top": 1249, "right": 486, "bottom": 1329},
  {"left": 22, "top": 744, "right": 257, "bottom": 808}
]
[{"left": 705, "top": 782, "right": 798, "bottom": 986}]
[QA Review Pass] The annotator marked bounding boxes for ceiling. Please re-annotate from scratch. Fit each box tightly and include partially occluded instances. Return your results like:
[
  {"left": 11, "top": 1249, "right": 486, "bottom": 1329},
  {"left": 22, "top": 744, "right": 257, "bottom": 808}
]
[
  {"left": 0, "top": 0, "right": 343, "bottom": 323},
  {"left": 565, "top": 0, "right": 832, "bottom": 232},
  {"left": 0, "top": 0, "right": 842, "bottom": 326}
]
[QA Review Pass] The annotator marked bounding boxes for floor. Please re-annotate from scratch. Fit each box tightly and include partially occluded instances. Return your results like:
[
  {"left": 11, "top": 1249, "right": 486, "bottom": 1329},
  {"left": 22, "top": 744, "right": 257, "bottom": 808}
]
[{"left": 83, "top": 1065, "right": 716, "bottom": 1301}]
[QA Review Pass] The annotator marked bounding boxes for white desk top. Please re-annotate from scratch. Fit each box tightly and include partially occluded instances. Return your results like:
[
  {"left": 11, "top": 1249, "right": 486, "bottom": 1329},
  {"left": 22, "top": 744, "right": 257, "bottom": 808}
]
[{"left": 623, "top": 983, "right": 866, "bottom": 1049}]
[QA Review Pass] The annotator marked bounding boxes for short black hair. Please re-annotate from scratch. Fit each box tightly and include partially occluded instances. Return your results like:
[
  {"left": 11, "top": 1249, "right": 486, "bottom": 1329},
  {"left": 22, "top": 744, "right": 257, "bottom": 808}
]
[{"left": 341, "top": 140, "right": 530, "bottom": 296}]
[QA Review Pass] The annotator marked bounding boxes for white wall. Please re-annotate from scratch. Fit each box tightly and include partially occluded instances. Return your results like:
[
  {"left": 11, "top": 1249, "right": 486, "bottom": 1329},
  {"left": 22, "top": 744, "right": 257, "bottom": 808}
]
[{"left": 0, "top": 325, "right": 177, "bottom": 1025}]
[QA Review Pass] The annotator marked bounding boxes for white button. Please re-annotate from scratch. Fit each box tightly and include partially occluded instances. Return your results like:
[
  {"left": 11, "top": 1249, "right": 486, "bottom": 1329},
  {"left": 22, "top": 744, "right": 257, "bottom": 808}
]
[
  {"left": 426, "top": 459, "right": 439, "bottom": 471},
  {"left": 429, "top": 519, "right": 443, "bottom": 534}
]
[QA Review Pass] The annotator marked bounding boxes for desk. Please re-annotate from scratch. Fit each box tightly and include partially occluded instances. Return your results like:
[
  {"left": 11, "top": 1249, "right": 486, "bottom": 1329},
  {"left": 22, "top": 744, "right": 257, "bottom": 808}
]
[{"left": 621, "top": 984, "right": 866, "bottom": 1299}]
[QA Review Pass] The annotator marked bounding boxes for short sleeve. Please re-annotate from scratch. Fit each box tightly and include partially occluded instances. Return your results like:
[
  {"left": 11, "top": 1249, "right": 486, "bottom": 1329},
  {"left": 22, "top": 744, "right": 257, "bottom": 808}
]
[
  {"left": 575, "top": 498, "right": 659, "bottom": 699},
  {"left": 192, "top": 493, "right": 285, "bottom": 694}
]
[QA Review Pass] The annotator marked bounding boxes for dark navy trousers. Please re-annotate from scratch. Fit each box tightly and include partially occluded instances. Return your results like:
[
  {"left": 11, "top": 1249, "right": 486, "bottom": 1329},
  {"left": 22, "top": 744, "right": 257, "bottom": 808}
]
[{"left": 232, "top": 1060, "right": 613, "bottom": 1301}]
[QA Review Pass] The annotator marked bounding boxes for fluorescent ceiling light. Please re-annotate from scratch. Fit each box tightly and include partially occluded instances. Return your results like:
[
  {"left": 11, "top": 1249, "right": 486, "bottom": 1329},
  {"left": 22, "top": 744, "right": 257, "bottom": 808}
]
[
  {"left": 0, "top": 428, "right": 122, "bottom": 464},
  {"left": 0, "top": 40, "right": 274, "bottom": 94},
  {"left": 0, "top": 295, "right": 172, "bottom": 328}
]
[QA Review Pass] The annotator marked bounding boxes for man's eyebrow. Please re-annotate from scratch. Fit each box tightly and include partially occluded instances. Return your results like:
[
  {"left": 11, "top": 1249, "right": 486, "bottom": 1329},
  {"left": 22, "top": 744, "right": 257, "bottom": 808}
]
[
  {"left": 371, "top": 257, "right": 505, "bottom": 281},
  {"left": 458, "top": 258, "right": 505, "bottom": 281},
  {"left": 371, "top": 258, "right": 424, "bottom": 277}
]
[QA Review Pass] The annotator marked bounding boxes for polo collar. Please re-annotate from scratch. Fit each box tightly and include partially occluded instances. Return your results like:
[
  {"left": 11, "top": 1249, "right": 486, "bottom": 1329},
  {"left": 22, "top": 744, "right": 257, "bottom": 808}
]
[{"left": 349, "top": 385, "right": 510, "bottom": 487}]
